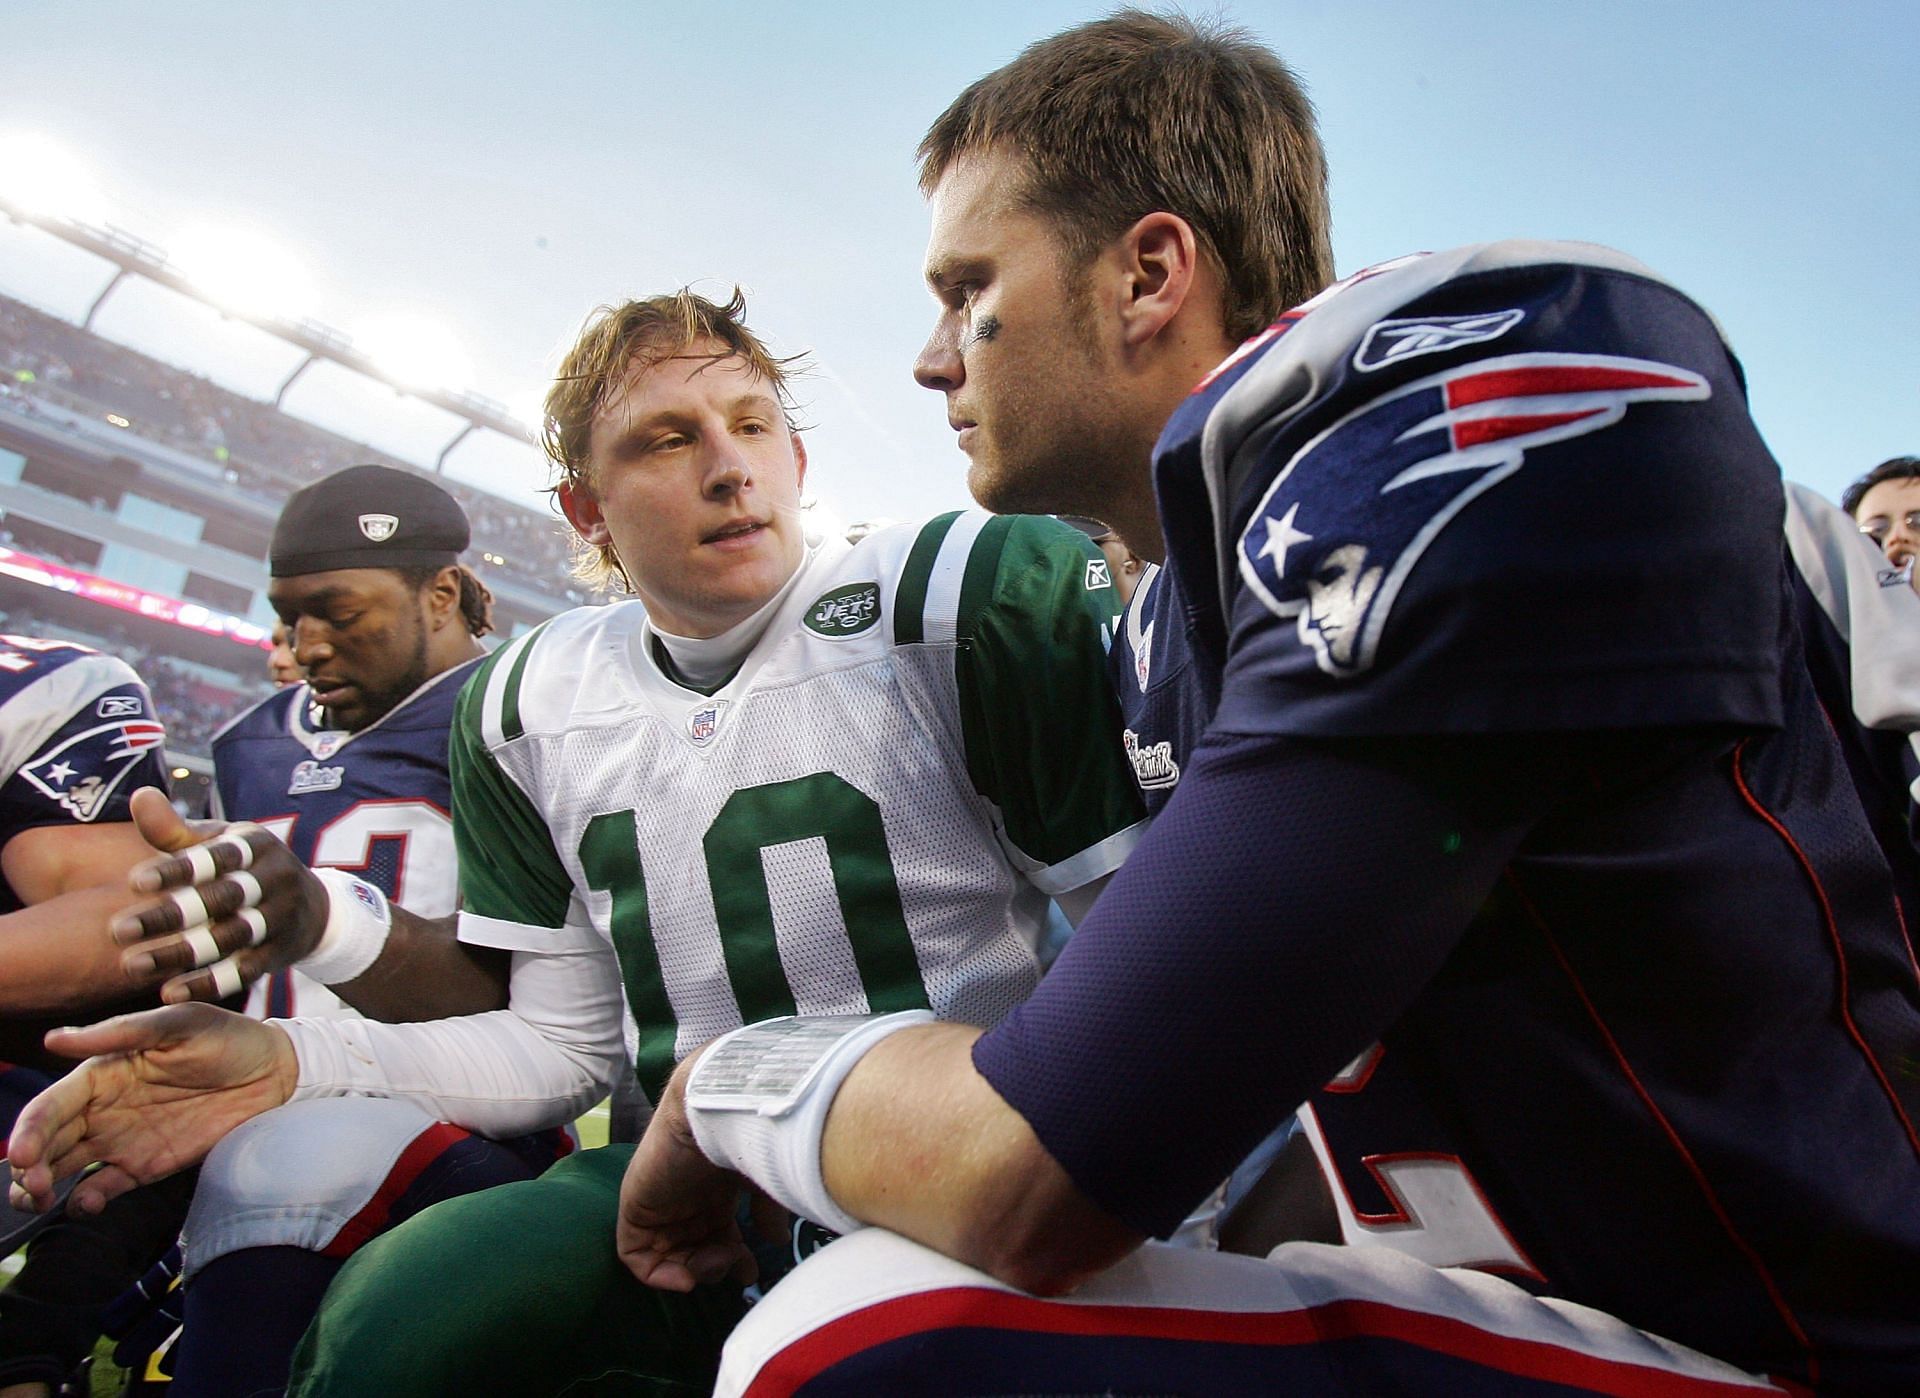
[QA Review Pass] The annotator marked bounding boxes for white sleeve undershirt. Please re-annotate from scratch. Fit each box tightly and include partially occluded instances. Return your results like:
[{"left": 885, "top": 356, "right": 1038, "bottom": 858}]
[{"left": 276, "top": 939, "right": 626, "bottom": 1137}]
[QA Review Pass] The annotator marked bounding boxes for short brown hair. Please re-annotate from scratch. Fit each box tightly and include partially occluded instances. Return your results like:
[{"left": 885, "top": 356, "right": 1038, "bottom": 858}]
[
  {"left": 543, "top": 287, "right": 806, "bottom": 592},
  {"left": 919, "top": 9, "right": 1332, "bottom": 343}
]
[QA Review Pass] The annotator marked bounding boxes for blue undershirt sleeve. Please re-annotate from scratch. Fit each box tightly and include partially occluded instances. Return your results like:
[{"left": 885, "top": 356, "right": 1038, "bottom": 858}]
[{"left": 971, "top": 726, "right": 1592, "bottom": 1238}]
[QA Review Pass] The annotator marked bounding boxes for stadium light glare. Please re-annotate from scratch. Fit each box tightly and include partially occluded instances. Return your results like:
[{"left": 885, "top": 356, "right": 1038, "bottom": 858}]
[
  {"left": 170, "top": 224, "right": 316, "bottom": 322},
  {"left": 801, "top": 495, "right": 849, "bottom": 547},
  {"left": 0, "top": 132, "right": 107, "bottom": 225},
  {"left": 358, "top": 314, "right": 472, "bottom": 392},
  {"left": 504, "top": 386, "right": 550, "bottom": 437}
]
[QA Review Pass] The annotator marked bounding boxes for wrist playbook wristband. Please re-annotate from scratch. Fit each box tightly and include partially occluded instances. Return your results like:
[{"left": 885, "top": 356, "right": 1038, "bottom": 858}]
[
  {"left": 301, "top": 868, "right": 393, "bottom": 985},
  {"left": 687, "top": 1010, "right": 936, "bottom": 1237}
]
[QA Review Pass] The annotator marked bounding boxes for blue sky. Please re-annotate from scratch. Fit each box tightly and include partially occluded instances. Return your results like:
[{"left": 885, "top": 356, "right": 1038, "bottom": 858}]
[{"left": 1, "top": 1, "right": 1913, "bottom": 530}]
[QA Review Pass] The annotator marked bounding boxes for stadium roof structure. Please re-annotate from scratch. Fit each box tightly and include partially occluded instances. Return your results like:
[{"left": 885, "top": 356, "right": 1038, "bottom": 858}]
[{"left": 0, "top": 191, "right": 536, "bottom": 472}]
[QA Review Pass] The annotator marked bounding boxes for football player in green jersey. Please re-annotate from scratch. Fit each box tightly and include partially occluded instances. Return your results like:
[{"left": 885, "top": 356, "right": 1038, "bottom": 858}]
[{"left": 10, "top": 288, "right": 1147, "bottom": 1395}]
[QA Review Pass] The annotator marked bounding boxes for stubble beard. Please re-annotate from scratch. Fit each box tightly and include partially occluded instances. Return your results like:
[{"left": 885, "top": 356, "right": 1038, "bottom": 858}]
[{"left": 336, "top": 611, "right": 432, "bottom": 733}]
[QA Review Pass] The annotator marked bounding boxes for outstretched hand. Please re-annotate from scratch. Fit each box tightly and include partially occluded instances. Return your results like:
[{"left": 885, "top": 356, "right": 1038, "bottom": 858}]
[
  {"left": 616, "top": 1052, "right": 781, "bottom": 1292},
  {"left": 5, "top": 1002, "right": 297, "bottom": 1216},
  {"left": 113, "top": 787, "right": 329, "bottom": 1004}
]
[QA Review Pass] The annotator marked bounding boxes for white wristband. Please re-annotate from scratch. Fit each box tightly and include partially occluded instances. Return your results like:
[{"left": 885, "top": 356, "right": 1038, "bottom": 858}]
[
  {"left": 686, "top": 1010, "right": 935, "bottom": 1237},
  {"left": 301, "top": 869, "right": 393, "bottom": 985}
]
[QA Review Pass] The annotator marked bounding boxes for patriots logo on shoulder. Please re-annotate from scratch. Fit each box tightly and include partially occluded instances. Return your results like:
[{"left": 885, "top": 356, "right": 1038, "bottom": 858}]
[
  {"left": 19, "top": 719, "right": 166, "bottom": 822},
  {"left": 358, "top": 513, "right": 399, "bottom": 542},
  {"left": 1238, "top": 353, "right": 1710, "bottom": 678}
]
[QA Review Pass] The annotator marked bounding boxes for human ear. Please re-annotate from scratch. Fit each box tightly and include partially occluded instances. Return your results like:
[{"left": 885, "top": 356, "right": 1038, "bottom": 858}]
[
  {"left": 1117, "top": 212, "right": 1202, "bottom": 348},
  {"left": 558, "top": 480, "right": 612, "bottom": 546}
]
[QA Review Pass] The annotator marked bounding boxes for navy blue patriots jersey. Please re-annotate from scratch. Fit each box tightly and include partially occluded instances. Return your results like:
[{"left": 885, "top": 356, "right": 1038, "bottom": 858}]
[
  {"left": 212, "top": 659, "right": 478, "bottom": 1017},
  {"left": 978, "top": 242, "right": 1920, "bottom": 1391},
  {"left": 0, "top": 635, "right": 167, "bottom": 914},
  {"left": 1107, "top": 563, "right": 1213, "bottom": 815}
]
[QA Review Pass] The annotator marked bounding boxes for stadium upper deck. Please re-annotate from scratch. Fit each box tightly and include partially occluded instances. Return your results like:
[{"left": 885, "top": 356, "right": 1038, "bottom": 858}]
[{"left": 0, "top": 291, "right": 590, "bottom": 766}]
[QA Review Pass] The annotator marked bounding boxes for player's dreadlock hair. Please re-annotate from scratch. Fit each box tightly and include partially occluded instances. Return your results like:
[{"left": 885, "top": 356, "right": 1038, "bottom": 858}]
[
  {"left": 1841, "top": 455, "right": 1920, "bottom": 518},
  {"left": 918, "top": 9, "right": 1333, "bottom": 343},
  {"left": 542, "top": 288, "right": 808, "bottom": 594},
  {"left": 395, "top": 563, "right": 494, "bottom": 638}
]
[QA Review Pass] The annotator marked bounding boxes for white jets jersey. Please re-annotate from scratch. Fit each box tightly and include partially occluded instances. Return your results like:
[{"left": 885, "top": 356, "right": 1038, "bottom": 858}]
[{"left": 453, "top": 513, "right": 1146, "bottom": 1099}]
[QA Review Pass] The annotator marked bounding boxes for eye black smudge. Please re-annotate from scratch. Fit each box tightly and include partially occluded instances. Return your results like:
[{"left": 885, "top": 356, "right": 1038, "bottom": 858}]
[{"left": 967, "top": 315, "right": 1002, "bottom": 347}]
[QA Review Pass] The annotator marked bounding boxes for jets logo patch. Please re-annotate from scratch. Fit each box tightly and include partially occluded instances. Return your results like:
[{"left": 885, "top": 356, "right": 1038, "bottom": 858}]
[
  {"left": 20, "top": 719, "right": 166, "bottom": 821},
  {"left": 1238, "top": 352, "right": 1710, "bottom": 678},
  {"left": 358, "top": 513, "right": 399, "bottom": 542},
  {"left": 803, "top": 582, "right": 880, "bottom": 638}
]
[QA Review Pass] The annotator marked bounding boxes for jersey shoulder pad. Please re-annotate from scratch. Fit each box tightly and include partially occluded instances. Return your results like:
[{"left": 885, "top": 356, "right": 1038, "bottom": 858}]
[
  {"left": 210, "top": 685, "right": 296, "bottom": 754},
  {"left": 884, "top": 510, "right": 1115, "bottom": 649},
  {"left": 458, "top": 607, "right": 637, "bottom": 750},
  {"left": 0, "top": 639, "right": 152, "bottom": 785},
  {"left": 1189, "top": 242, "right": 1783, "bottom": 736}
]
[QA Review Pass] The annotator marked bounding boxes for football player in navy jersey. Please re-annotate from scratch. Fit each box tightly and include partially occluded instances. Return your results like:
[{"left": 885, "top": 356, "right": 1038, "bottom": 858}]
[
  {"left": 595, "top": 13, "right": 1916, "bottom": 1397},
  {"left": 2, "top": 466, "right": 555, "bottom": 1398},
  {"left": 0, "top": 636, "right": 171, "bottom": 1024},
  {"left": 0, "top": 638, "right": 175, "bottom": 1398}
]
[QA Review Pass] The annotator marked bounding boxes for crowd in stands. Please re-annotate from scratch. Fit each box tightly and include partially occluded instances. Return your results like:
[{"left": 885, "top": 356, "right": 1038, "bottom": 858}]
[{"left": 0, "top": 294, "right": 581, "bottom": 598}]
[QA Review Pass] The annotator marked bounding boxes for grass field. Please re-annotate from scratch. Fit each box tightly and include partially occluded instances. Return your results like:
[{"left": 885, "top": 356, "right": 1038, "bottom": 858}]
[{"left": 5, "top": 1097, "right": 616, "bottom": 1395}]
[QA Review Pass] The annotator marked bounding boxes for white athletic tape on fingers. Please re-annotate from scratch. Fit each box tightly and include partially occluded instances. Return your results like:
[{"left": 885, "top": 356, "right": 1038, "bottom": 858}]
[
  {"left": 183, "top": 927, "right": 222, "bottom": 969},
  {"left": 237, "top": 907, "right": 268, "bottom": 947},
  {"left": 167, "top": 886, "right": 212, "bottom": 930},
  {"left": 209, "top": 958, "right": 245, "bottom": 1001},
  {"left": 687, "top": 1010, "right": 935, "bottom": 1237},
  {"left": 303, "top": 869, "right": 393, "bottom": 985},
  {"left": 216, "top": 826, "right": 263, "bottom": 870},
  {"left": 229, "top": 871, "right": 264, "bottom": 908},
  {"left": 183, "top": 845, "right": 218, "bottom": 884}
]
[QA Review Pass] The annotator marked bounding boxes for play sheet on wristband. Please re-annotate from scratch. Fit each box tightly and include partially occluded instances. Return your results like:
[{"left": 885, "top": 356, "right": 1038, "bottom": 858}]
[{"left": 688, "top": 1016, "right": 884, "bottom": 1117}]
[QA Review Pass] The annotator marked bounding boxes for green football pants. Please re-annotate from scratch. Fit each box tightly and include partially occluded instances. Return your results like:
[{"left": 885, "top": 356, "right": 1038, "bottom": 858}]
[{"left": 287, "top": 1144, "right": 748, "bottom": 1397}]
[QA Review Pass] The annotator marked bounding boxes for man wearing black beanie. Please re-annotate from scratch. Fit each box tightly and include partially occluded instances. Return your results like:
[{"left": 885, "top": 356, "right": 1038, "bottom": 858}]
[{"left": 1, "top": 464, "right": 550, "bottom": 1397}]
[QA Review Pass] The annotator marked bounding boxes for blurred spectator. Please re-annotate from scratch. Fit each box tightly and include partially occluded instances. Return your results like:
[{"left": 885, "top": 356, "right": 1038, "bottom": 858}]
[
  {"left": 267, "top": 621, "right": 301, "bottom": 687},
  {"left": 1842, "top": 455, "right": 1920, "bottom": 592}
]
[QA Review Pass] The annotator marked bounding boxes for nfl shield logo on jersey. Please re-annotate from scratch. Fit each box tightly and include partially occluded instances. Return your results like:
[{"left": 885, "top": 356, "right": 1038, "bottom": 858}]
[
  {"left": 358, "top": 513, "right": 399, "bottom": 542},
  {"left": 687, "top": 701, "right": 729, "bottom": 747}
]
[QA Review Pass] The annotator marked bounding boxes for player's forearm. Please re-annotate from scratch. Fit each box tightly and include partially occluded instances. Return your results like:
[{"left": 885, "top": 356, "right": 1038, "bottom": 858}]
[
  {"left": 819, "top": 1022, "right": 1142, "bottom": 1294},
  {"left": 0, "top": 883, "right": 153, "bottom": 1012},
  {"left": 280, "top": 1006, "right": 610, "bottom": 1135},
  {"left": 279, "top": 941, "right": 626, "bottom": 1135},
  {"left": 329, "top": 910, "right": 509, "bottom": 1021}
]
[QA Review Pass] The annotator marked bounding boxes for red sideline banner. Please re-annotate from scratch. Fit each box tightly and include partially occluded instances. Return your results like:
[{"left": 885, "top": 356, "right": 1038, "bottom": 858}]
[{"left": 0, "top": 544, "right": 271, "bottom": 650}]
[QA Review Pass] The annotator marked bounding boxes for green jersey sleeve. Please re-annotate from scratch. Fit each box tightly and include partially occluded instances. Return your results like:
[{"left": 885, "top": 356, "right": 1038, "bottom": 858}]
[
  {"left": 450, "top": 641, "right": 573, "bottom": 933},
  {"left": 953, "top": 514, "right": 1147, "bottom": 891}
]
